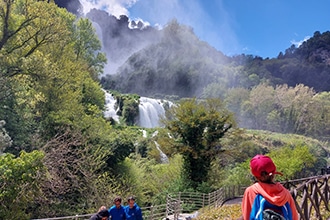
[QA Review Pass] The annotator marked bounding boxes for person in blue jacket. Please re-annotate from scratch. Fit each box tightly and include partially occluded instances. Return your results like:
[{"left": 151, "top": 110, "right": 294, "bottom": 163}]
[
  {"left": 124, "top": 196, "right": 143, "bottom": 220},
  {"left": 108, "top": 196, "right": 126, "bottom": 220}
]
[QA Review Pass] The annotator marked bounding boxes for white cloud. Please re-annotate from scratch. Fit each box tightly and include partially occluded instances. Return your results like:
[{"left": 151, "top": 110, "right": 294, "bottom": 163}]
[
  {"left": 79, "top": 0, "right": 238, "bottom": 55},
  {"left": 291, "top": 36, "right": 311, "bottom": 48},
  {"left": 79, "top": 0, "right": 138, "bottom": 18},
  {"left": 128, "top": 18, "right": 150, "bottom": 29}
]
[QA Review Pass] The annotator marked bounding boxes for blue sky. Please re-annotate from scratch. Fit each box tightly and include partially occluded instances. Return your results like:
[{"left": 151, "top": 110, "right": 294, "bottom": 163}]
[{"left": 81, "top": 0, "right": 330, "bottom": 58}]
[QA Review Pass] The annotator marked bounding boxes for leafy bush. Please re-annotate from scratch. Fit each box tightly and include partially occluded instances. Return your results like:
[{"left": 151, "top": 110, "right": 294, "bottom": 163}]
[{"left": 0, "top": 151, "right": 47, "bottom": 220}]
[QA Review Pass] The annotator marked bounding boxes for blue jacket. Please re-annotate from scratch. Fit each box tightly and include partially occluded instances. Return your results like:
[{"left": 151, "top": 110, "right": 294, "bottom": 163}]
[
  {"left": 109, "top": 205, "right": 126, "bottom": 220},
  {"left": 124, "top": 203, "right": 143, "bottom": 220}
]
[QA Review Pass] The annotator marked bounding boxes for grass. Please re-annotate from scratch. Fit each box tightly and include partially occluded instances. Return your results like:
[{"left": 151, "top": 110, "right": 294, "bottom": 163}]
[{"left": 195, "top": 204, "right": 242, "bottom": 220}]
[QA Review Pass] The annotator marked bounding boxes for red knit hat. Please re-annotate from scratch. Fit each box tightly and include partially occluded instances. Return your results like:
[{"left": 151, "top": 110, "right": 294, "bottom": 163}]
[{"left": 250, "top": 154, "right": 283, "bottom": 178}]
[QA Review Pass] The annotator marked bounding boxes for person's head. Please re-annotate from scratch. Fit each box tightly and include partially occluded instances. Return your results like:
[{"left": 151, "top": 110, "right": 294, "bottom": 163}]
[
  {"left": 114, "top": 196, "right": 122, "bottom": 208},
  {"left": 98, "top": 209, "right": 109, "bottom": 220},
  {"left": 98, "top": 206, "right": 107, "bottom": 212},
  {"left": 127, "top": 196, "right": 136, "bottom": 208},
  {"left": 250, "top": 154, "right": 282, "bottom": 183}
]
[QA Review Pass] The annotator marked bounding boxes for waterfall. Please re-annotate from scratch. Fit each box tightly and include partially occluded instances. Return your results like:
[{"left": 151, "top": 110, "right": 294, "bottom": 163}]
[
  {"left": 139, "top": 130, "right": 169, "bottom": 163},
  {"left": 138, "top": 97, "right": 167, "bottom": 128},
  {"left": 103, "top": 91, "right": 119, "bottom": 122},
  {"left": 152, "top": 131, "right": 169, "bottom": 163},
  {"left": 103, "top": 90, "right": 172, "bottom": 128},
  {"left": 154, "top": 141, "right": 169, "bottom": 164}
]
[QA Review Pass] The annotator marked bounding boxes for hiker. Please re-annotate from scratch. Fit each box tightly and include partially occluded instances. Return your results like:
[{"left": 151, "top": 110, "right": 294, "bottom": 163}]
[
  {"left": 90, "top": 206, "right": 109, "bottom": 220},
  {"left": 99, "top": 206, "right": 107, "bottom": 212},
  {"left": 109, "top": 196, "right": 126, "bottom": 220},
  {"left": 124, "top": 196, "right": 143, "bottom": 220},
  {"left": 241, "top": 154, "right": 299, "bottom": 220}
]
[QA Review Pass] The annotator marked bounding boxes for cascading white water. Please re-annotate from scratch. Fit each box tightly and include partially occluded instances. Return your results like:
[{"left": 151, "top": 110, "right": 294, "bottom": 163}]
[
  {"left": 103, "top": 91, "right": 119, "bottom": 122},
  {"left": 103, "top": 90, "right": 172, "bottom": 128},
  {"left": 141, "top": 130, "right": 169, "bottom": 163},
  {"left": 138, "top": 97, "right": 167, "bottom": 128},
  {"left": 154, "top": 141, "right": 169, "bottom": 164}
]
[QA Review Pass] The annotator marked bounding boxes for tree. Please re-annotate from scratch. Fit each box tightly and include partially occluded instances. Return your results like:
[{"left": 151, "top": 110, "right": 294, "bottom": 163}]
[
  {"left": 39, "top": 129, "right": 111, "bottom": 217},
  {"left": 163, "top": 98, "right": 235, "bottom": 189},
  {"left": 241, "top": 83, "right": 275, "bottom": 130},
  {"left": 73, "top": 18, "right": 107, "bottom": 80},
  {"left": 0, "top": 150, "right": 47, "bottom": 220},
  {"left": 268, "top": 145, "right": 316, "bottom": 180},
  {"left": 224, "top": 87, "right": 250, "bottom": 127},
  {"left": 0, "top": 1, "right": 112, "bottom": 216},
  {"left": 311, "top": 92, "right": 330, "bottom": 140},
  {"left": 0, "top": 0, "right": 80, "bottom": 148},
  {"left": 273, "top": 84, "right": 315, "bottom": 135},
  {"left": 0, "top": 0, "right": 107, "bottom": 141}
]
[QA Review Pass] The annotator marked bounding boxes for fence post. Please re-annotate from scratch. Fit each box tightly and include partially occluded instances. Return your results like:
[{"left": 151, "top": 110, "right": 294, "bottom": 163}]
[
  {"left": 232, "top": 186, "right": 234, "bottom": 199},
  {"left": 176, "top": 192, "right": 182, "bottom": 220},
  {"left": 215, "top": 189, "right": 218, "bottom": 207},
  {"left": 150, "top": 205, "right": 153, "bottom": 220},
  {"left": 325, "top": 176, "right": 329, "bottom": 204},
  {"left": 202, "top": 193, "right": 205, "bottom": 209}
]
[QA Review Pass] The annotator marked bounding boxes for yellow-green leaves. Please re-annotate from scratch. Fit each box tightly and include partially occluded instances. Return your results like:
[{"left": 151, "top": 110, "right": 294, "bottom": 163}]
[{"left": 0, "top": 151, "right": 46, "bottom": 219}]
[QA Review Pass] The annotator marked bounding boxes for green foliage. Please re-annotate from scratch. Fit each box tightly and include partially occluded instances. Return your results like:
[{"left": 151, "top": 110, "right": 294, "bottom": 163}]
[
  {"left": 163, "top": 98, "right": 236, "bottom": 189},
  {"left": 81, "top": 79, "right": 106, "bottom": 115},
  {"left": 222, "top": 143, "right": 317, "bottom": 185},
  {"left": 0, "top": 151, "right": 47, "bottom": 220},
  {"left": 225, "top": 83, "right": 330, "bottom": 141},
  {"left": 201, "top": 82, "right": 227, "bottom": 99},
  {"left": 112, "top": 93, "right": 140, "bottom": 126},
  {"left": 221, "top": 161, "right": 252, "bottom": 187},
  {"left": 224, "top": 87, "right": 250, "bottom": 123},
  {"left": 268, "top": 145, "right": 316, "bottom": 180},
  {"left": 244, "top": 129, "right": 329, "bottom": 167},
  {"left": 0, "top": 0, "right": 107, "bottom": 142},
  {"left": 0, "top": 0, "right": 114, "bottom": 217},
  {"left": 110, "top": 154, "right": 184, "bottom": 206},
  {"left": 211, "top": 128, "right": 328, "bottom": 189},
  {"left": 0, "top": 0, "right": 76, "bottom": 151},
  {"left": 106, "top": 127, "right": 137, "bottom": 167},
  {"left": 241, "top": 83, "right": 275, "bottom": 130},
  {"left": 73, "top": 18, "right": 107, "bottom": 79}
]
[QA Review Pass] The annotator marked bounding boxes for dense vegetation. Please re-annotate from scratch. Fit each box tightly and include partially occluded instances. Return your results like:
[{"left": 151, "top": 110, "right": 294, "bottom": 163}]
[{"left": 1, "top": 1, "right": 330, "bottom": 219}]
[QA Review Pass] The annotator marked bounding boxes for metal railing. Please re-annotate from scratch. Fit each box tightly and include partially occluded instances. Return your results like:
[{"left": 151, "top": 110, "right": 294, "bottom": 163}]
[
  {"left": 141, "top": 186, "right": 245, "bottom": 220},
  {"left": 31, "top": 175, "right": 330, "bottom": 220},
  {"left": 32, "top": 186, "right": 244, "bottom": 220}
]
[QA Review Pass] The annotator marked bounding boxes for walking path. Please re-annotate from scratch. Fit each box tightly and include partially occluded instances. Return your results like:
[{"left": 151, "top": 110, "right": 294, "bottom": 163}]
[{"left": 223, "top": 197, "right": 242, "bottom": 205}]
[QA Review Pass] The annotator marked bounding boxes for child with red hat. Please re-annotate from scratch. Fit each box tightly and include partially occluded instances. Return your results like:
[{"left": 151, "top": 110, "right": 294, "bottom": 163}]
[{"left": 241, "top": 155, "right": 299, "bottom": 220}]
